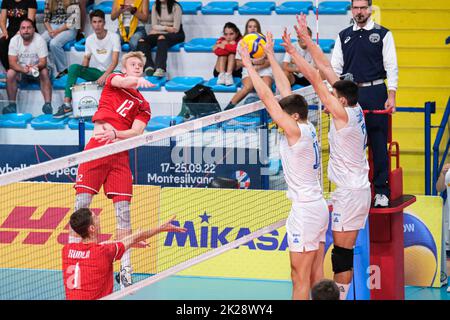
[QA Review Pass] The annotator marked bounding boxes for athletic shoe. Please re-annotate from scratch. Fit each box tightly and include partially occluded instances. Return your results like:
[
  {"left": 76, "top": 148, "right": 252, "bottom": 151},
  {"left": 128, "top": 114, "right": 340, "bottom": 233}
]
[
  {"left": 374, "top": 194, "right": 389, "bottom": 208},
  {"left": 144, "top": 66, "right": 155, "bottom": 77},
  {"left": 217, "top": 72, "right": 226, "bottom": 85},
  {"left": 2, "top": 103, "right": 16, "bottom": 114},
  {"left": 224, "top": 73, "right": 234, "bottom": 86},
  {"left": 42, "top": 102, "right": 53, "bottom": 115},
  {"left": 53, "top": 104, "right": 72, "bottom": 118},
  {"left": 55, "top": 69, "right": 68, "bottom": 79},
  {"left": 115, "top": 265, "right": 133, "bottom": 289},
  {"left": 153, "top": 68, "right": 166, "bottom": 77}
]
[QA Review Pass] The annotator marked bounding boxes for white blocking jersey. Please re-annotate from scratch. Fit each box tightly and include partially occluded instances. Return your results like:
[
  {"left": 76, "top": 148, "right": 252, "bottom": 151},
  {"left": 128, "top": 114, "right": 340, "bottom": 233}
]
[
  {"left": 328, "top": 105, "right": 370, "bottom": 190},
  {"left": 279, "top": 121, "right": 323, "bottom": 202}
]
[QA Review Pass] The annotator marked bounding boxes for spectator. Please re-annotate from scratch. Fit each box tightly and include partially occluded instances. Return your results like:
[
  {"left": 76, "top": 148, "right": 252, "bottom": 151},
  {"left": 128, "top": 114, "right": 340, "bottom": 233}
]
[
  {"left": 282, "top": 26, "right": 313, "bottom": 87},
  {"left": 42, "top": 0, "right": 81, "bottom": 79},
  {"left": 4, "top": 19, "right": 52, "bottom": 114},
  {"left": 213, "top": 22, "right": 242, "bottom": 86},
  {"left": 311, "top": 279, "right": 340, "bottom": 300},
  {"left": 436, "top": 162, "right": 450, "bottom": 288},
  {"left": 0, "top": 0, "right": 37, "bottom": 71},
  {"left": 331, "top": 0, "right": 398, "bottom": 207},
  {"left": 111, "top": 0, "right": 149, "bottom": 51},
  {"left": 224, "top": 18, "right": 272, "bottom": 110},
  {"left": 53, "top": 9, "right": 121, "bottom": 118},
  {"left": 137, "top": 0, "right": 184, "bottom": 78}
]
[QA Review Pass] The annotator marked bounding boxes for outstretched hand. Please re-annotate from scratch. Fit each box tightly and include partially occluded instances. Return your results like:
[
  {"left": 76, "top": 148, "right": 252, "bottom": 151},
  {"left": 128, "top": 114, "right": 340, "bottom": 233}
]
[
  {"left": 136, "top": 77, "right": 156, "bottom": 89},
  {"left": 159, "top": 215, "right": 187, "bottom": 233},
  {"left": 238, "top": 43, "right": 253, "bottom": 69},
  {"left": 294, "top": 13, "right": 312, "bottom": 43},
  {"left": 280, "top": 28, "right": 296, "bottom": 55},
  {"left": 262, "top": 32, "right": 275, "bottom": 58}
]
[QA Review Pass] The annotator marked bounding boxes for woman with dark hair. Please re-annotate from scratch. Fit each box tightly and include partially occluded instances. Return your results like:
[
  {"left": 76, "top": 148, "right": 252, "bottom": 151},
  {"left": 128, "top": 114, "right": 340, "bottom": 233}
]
[
  {"left": 212, "top": 22, "right": 242, "bottom": 86},
  {"left": 0, "top": 0, "right": 37, "bottom": 70},
  {"left": 137, "top": 0, "right": 184, "bottom": 78}
]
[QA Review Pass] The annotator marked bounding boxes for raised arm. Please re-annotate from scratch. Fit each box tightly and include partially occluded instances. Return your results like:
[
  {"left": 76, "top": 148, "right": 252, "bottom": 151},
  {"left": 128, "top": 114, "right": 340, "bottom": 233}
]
[
  {"left": 262, "top": 31, "right": 292, "bottom": 98},
  {"left": 294, "top": 14, "right": 339, "bottom": 86},
  {"left": 239, "top": 45, "right": 300, "bottom": 146},
  {"left": 111, "top": 75, "right": 154, "bottom": 89},
  {"left": 281, "top": 30, "right": 347, "bottom": 125}
]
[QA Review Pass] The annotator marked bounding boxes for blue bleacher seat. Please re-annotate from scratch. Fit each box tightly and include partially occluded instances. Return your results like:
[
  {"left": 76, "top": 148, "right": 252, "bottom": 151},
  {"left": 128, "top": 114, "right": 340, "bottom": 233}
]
[
  {"left": 179, "top": 1, "right": 202, "bottom": 14},
  {"left": 201, "top": 1, "right": 238, "bottom": 15},
  {"left": 165, "top": 76, "right": 204, "bottom": 91},
  {"left": 275, "top": 1, "right": 313, "bottom": 14},
  {"left": 146, "top": 115, "right": 184, "bottom": 131},
  {"left": 52, "top": 74, "right": 86, "bottom": 90},
  {"left": 68, "top": 118, "right": 95, "bottom": 130},
  {"left": 94, "top": 1, "right": 113, "bottom": 14},
  {"left": 63, "top": 39, "right": 76, "bottom": 51},
  {"left": 273, "top": 38, "right": 335, "bottom": 53},
  {"left": 222, "top": 115, "right": 260, "bottom": 130},
  {"left": 74, "top": 38, "right": 86, "bottom": 52},
  {"left": 37, "top": 0, "right": 45, "bottom": 13},
  {"left": 151, "top": 42, "right": 184, "bottom": 52},
  {"left": 314, "top": 1, "right": 351, "bottom": 14},
  {"left": 291, "top": 84, "right": 304, "bottom": 91},
  {"left": 205, "top": 77, "right": 241, "bottom": 92},
  {"left": 122, "top": 43, "right": 130, "bottom": 52},
  {"left": 0, "top": 74, "right": 5, "bottom": 89},
  {"left": 141, "top": 76, "right": 166, "bottom": 91},
  {"left": 238, "top": 1, "right": 275, "bottom": 15},
  {"left": 183, "top": 38, "right": 217, "bottom": 52},
  {"left": 30, "top": 115, "right": 69, "bottom": 129},
  {"left": 0, "top": 113, "right": 33, "bottom": 128}
]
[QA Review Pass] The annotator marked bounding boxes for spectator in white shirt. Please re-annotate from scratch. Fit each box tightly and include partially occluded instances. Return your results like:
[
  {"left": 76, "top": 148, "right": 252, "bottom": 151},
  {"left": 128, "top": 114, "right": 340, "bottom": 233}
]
[
  {"left": 4, "top": 18, "right": 52, "bottom": 114},
  {"left": 53, "top": 9, "right": 121, "bottom": 118}
]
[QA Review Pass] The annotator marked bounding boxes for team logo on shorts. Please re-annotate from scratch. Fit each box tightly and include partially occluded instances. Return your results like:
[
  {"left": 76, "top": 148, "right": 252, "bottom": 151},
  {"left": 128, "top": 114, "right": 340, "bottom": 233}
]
[
  {"left": 292, "top": 233, "right": 300, "bottom": 244},
  {"left": 333, "top": 212, "right": 341, "bottom": 223},
  {"left": 234, "top": 170, "right": 251, "bottom": 189},
  {"left": 369, "top": 33, "right": 380, "bottom": 43}
]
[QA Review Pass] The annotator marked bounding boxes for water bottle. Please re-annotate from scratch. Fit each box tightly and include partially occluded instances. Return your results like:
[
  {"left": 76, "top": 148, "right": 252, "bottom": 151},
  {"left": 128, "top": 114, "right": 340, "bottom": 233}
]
[{"left": 31, "top": 67, "right": 39, "bottom": 78}]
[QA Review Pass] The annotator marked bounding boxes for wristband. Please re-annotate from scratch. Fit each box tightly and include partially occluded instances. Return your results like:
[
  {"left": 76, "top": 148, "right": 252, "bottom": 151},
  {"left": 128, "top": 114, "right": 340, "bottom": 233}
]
[{"left": 112, "top": 129, "right": 117, "bottom": 139}]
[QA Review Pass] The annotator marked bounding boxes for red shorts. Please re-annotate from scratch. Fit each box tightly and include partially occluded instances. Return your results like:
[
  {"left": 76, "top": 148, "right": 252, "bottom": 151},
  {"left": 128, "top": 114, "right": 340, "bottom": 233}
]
[{"left": 74, "top": 138, "right": 132, "bottom": 201}]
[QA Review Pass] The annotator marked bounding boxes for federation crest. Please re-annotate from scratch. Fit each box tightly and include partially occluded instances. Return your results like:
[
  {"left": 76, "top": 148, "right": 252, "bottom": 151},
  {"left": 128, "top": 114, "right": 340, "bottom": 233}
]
[{"left": 369, "top": 33, "right": 381, "bottom": 43}]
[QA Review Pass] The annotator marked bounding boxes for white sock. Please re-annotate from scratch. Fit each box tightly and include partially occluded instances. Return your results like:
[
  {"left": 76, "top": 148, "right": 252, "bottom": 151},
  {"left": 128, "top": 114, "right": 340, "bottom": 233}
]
[
  {"left": 121, "top": 249, "right": 131, "bottom": 268},
  {"left": 336, "top": 282, "right": 350, "bottom": 300},
  {"left": 68, "top": 235, "right": 81, "bottom": 243}
]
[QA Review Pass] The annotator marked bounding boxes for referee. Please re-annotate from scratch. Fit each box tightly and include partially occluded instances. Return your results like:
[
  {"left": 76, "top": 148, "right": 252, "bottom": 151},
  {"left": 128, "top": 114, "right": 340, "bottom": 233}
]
[{"left": 331, "top": 0, "right": 398, "bottom": 207}]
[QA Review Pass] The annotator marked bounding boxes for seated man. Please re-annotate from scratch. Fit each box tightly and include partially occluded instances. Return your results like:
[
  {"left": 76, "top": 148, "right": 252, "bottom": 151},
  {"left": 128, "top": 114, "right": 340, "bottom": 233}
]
[
  {"left": 282, "top": 26, "right": 313, "bottom": 88},
  {"left": 5, "top": 18, "right": 52, "bottom": 114},
  {"left": 54, "top": 9, "right": 121, "bottom": 118}
]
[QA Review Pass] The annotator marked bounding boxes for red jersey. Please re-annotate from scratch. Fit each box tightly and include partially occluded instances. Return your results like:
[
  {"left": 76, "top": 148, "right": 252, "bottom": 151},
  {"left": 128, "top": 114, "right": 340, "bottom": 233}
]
[
  {"left": 62, "top": 242, "right": 125, "bottom": 300},
  {"left": 92, "top": 73, "right": 151, "bottom": 130},
  {"left": 214, "top": 37, "right": 240, "bottom": 56}
]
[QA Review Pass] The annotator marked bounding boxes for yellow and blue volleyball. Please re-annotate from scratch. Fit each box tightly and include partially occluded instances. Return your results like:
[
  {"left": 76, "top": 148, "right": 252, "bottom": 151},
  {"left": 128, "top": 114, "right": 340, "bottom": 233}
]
[{"left": 242, "top": 33, "right": 267, "bottom": 59}]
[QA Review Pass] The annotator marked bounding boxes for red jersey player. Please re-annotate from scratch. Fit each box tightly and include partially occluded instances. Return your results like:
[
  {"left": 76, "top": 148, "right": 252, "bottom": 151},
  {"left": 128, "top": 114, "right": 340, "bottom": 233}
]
[
  {"left": 71, "top": 51, "right": 155, "bottom": 289},
  {"left": 62, "top": 208, "right": 186, "bottom": 300}
]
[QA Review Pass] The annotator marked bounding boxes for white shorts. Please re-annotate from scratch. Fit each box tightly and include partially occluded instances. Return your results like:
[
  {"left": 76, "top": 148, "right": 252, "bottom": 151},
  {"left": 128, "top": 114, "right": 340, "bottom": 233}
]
[
  {"left": 286, "top": 198, "right": 329, "bottom": 252},
  {"left": 330, "top": 187, "right": 371, "bottom": 232},
  {"left": 242, "top": 66, "right": 273, "bottom": 79}
]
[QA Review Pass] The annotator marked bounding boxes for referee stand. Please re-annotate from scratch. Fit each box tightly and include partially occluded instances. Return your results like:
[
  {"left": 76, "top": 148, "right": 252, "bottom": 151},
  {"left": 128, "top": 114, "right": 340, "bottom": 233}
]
[{"left": 365, "top": 109, "right": 416, "bottom": 300}]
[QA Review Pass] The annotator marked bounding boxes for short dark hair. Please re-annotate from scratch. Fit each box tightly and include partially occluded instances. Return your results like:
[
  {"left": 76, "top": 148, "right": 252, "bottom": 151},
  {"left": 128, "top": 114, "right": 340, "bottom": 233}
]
[
  {"left": 89, "top": 9, "right": 105, "bottom": 21},
  {"left": 351, "top": 0, "right": 372, "bottom": 6},
  {"left": 279, "top": 94, "right": 308, "bottom": 120},
  {"left": 70, "top": 208, "right": 94, "bottom": 239},
  {"left": 332, "top": 80, "right": 359, "bottom": 106},
  {"left": 311, "top": 279, "right": 340, "bottom": 300},
  {"left": 20, "top": 18, "right": 35, "bottom": 28}
]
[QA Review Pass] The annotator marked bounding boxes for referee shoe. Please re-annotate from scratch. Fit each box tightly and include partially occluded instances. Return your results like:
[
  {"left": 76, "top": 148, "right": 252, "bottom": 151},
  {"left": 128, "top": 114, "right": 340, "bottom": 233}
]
[{"left": 116, "top": 265, "right": 133, "bottom": 289}]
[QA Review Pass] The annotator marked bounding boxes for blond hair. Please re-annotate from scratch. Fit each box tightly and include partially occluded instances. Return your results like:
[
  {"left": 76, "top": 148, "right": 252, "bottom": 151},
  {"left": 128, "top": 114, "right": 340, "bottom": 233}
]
[{"left": 121, "top": 51, "right": 146, "bottom": 68}]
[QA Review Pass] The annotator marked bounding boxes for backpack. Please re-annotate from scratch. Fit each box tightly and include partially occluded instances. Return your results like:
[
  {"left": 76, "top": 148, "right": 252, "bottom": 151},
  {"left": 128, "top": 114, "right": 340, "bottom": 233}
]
[{"left": 178, "top": 84, "right": 222, "bottom": 120}]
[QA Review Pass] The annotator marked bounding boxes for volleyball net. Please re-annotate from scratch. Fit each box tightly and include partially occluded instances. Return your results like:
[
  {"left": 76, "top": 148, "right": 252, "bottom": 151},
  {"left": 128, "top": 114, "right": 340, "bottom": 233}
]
[{"left": 0, "top": 85, "right": 331, "bottom": 300}]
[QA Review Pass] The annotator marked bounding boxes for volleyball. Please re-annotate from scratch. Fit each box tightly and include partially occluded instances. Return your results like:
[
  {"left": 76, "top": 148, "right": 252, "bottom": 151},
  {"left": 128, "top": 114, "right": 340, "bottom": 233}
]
[
  {"left": 242, "top": 33, "right": 266, "bottom": 59},
  {"left": 235, "top": 170, "right": 251, "bottom": 189}
]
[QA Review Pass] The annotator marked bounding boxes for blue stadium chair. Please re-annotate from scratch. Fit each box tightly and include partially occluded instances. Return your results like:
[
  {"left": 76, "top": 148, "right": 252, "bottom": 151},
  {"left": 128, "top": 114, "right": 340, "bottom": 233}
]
[
  {"left": 141, "top": 76, "right": 166, "bottom": 91},
  {"left": 151, "top": 42, "right": 184, "bottom": 52},
  {"left": 0, "top": 113, "right": 33, "bottom": 128},
  {"left": 52, "top": 74, "right": 85, "bottom": 90},
  {"left": 275, "top": 1, "right": 313, "bottom": 14},
  {"left": 0, "top": 74, "right": 6, "bottom": 89},
  {"left": 68, "top": 118, "right": 95, "bottom": 130},
  {"left": 122, "top": 43, "right": 130, "bottom": 52},
  {"left": 183, "top": 38, "right": 217, "bottom": 52},
  {"left": 94, "top": 1, "right": 114, "bottom": 14},
  {"left": 63, "top": 39, "right": 76, "bottom": 51},
  {"left": 146, "top": 115, "right": 184, "bottom": 131},
  {"left": 30, "top": 115, "right": 69, "bottom": 129},
  {"left": 205, "top": 77, "right": 241, "bottom": 92},
  {"left": 179, "top": 1, "right": 202, "bottom": 14},
  {"left": 201, "top": 1, "right": 239, "bottom": 15},
  {"left": 165, "top": 76, "right": 204, "bottom": 91},
  {"left": 238, "top": 1, "right": 275, "bottom": 15},
  {"left": 291, "top": 84, "right": 304, "bottom": 91},
  {"left": 37, "top": 0, "right": 45, "bottom": 13},
  {"left": 314, "top": 1, "right": 351, "bottom": 14},
  {"left": 222, "top": 115, "right": 260, "bottom": 130},
  {"left": 74, "top": 38, "right": 86, "bottom": 52}
]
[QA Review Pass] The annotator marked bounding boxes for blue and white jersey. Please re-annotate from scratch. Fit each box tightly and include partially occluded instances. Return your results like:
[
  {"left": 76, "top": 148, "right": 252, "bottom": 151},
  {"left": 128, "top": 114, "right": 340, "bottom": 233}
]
[
  {"left": 279, "top": 121, "right": 323, "bottom": 202},
  {"left": 328, "top": 105, "right": 370, "bottom": 190}
]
